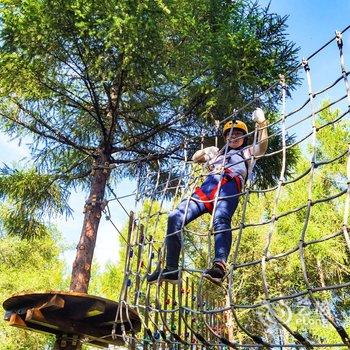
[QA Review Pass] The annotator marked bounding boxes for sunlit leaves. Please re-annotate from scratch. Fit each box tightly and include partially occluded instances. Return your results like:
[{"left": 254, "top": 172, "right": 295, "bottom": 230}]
[
  {"left": 0, "top": 167, "right": 71, "bottom": 238},
  {"left": 0, "top": 0, "right": 300, "bottom": 193}
]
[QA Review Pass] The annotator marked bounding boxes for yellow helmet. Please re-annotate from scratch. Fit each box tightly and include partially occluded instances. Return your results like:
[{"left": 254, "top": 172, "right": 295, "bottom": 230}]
[{"left": 223, "top": 120, "right": 248, "bottom": 136}]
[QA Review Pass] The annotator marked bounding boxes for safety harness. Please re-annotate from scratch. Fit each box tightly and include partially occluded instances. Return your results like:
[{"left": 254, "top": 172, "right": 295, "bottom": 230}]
[
  {"left": 225, "top": 150, "right": 249, "bottom": 183},
  {"left": 194, "top": 148, "right": 250, "bottom": 213},
  {"left": 194, "top": 169, "right": 242, "bottom": 214}
]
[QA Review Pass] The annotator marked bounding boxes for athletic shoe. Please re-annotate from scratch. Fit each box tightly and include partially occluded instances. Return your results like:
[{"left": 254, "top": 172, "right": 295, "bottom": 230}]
[
  {"left": 147, "top": 267, "right": 179, "bottom": 285},
  {"left": 203, "top": 261, "right": 226, "bottom": 284}
]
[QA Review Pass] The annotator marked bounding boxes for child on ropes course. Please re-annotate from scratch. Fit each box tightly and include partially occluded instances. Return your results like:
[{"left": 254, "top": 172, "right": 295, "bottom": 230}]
[{"left": 147, "top": 108, "right": 268, "bottom": 284}]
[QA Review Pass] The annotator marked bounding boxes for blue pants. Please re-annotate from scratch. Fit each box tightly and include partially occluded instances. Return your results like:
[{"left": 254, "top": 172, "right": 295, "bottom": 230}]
[{"left": 165, "top": 174, "right": 240, "bottom": 268}]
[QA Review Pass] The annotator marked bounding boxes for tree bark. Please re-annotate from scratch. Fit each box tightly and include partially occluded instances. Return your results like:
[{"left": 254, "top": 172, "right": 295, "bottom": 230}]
[{"left": 70, "top": 151, "right": 111, "bottom": 293}]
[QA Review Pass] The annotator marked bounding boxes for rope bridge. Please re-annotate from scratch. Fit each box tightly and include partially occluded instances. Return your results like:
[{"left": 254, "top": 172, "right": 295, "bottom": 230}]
[{"left": 103, "top": 26, "right": 350, "bottom": 349}]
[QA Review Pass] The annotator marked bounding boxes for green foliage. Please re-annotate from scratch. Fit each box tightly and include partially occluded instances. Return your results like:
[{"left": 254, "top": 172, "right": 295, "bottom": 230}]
[
  {"left": 113, "top": 103, "right": 350, "bottom": 343},
  {"left": 0, "top": 234, "right": 65, "bottom": 349},
  {"left": 0, "top": 167, "right": 71, "bottom": 238},
  {"left": 315, "top": 100, "right": 349, "bottom": 180},
  {"left": 0, "top": 0, "right": 300, "bottom": 193},
  {"left": 0, "top": 167, "right": 68, "bottom": 348},
  {"left": 88, "top": 261, "right": 124, "bottom": 301}
]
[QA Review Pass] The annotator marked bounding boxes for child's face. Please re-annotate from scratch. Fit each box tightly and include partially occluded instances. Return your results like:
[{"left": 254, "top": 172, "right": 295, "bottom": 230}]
[{"left": 226, "top": 130, "right": 245, "bottom": 148}]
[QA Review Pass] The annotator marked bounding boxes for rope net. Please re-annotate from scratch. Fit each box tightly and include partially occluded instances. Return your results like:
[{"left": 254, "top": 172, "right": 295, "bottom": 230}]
[{"left": 104, "top": 27, "right": 350, "bottom": 349}]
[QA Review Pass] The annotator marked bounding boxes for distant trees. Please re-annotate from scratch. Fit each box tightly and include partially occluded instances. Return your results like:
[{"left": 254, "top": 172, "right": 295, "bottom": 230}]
[
  {"left": 0, "top": 169, "right": 66, "bottom": 349},
  {"left": 223, "top": 105, "right": 350, "bottom": 342},
  {"left": 117, "top": 104, "right": 350, "bottom": 343}
]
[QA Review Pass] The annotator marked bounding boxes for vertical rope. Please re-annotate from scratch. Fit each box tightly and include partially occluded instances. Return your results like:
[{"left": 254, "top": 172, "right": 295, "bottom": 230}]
[
  {"left": 260, "top": 75, "right": 310, "bottom": 344},
  {"left": 108, "top": 27, "right": 350, "bottom": 349},
  {"left": 112, "top": 211, "right": 135, "bottom": 342},
  {"left": 300, "top": 58, "right": 350, "bottom": 345},
  {"left": 227, "top": 122, "right": 264, "bottom": 344},
  {"left": 336, "top": 31, "right": 350, "bottom": 254},
  {"left": 343, "top": 146, "right": 350, "bottom": 251}
]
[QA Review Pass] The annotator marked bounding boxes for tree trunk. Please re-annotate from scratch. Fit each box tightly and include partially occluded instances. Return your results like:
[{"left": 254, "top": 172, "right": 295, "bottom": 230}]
[{"left": 70, "top": 151, "right": 111, "bottom": 293}]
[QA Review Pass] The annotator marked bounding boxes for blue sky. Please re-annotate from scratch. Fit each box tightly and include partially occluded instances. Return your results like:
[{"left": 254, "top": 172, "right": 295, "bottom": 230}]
[
  {"left": 1, "top": 1, "right": 350, "bottom": 269},
  {"left": 260, "top": 0, "right": 350, "bottom": 54},
  {"left": 258, "top": 0, "right": 350, "bottom": 143}
]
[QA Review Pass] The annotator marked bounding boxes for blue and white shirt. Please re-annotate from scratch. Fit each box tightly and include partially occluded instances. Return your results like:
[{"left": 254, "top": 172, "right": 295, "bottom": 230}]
[{"left": 208, "top": 147, "right": 253, "bottom": 185}]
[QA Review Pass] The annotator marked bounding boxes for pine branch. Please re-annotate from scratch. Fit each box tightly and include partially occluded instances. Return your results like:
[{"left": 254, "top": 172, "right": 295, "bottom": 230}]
[
  {"left": 71, "top": 36, "right": 108, "bottom": 141},
  {"left": 106, "top": 64, "right": 127, "bottom": 146},
  {"left": 2, "top": 101, "right": 94, "bottom": 155},
  {"left": 36, "top": 76, "right": 100, "bottom": 121},
  {"left": 111, "top": 144, "right": 184, "bottom": 164},
  {"left": 118, "top": 95, "right": 206, "bottom": 150}
]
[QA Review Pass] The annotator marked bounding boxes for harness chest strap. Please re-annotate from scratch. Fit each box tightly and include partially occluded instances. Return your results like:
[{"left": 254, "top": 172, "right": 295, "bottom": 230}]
[{"left": 194, "top": 169, "right": 242, "bottom": 213}]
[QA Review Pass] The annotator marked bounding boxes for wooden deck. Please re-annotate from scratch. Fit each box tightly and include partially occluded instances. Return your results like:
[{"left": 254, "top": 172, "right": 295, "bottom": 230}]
[{"left": 3, "top": 291, "right": 141, "bottom": 348}]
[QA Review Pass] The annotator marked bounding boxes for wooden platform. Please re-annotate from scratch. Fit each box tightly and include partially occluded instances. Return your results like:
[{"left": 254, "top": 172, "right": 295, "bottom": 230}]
[{"left": 3, "top": 291, "right": 141, "bottom": 348}]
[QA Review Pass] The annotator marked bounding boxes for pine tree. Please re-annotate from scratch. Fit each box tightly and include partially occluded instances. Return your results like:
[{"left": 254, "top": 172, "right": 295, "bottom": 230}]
[{"left": 0, "top": 0, "right": 299, "bottom": 293}]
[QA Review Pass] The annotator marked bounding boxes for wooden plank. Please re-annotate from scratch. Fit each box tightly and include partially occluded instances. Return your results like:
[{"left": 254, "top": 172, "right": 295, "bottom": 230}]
[
  {"left": 134, "top": 224, "right": 144, "bottom": 306},
  {"left": 123, "top": 212, "right": 135, "bottom": 303},
  {"left": 85, "top": 301, "right": 105, "bottom": 318},
  {"left": 170, "top": 283, "right": 176, "bottom": 343},
  {"left": 4, "top": 310, "right": 12, "bottom": 321},
  {"left": 184, "top": 276, "right": 189, "bottom": 340},
  {"left": 25, "top": 308, "right": 111, "bottom": 345},
  {"left": 3, "top": 291, "right": 141, "bottom": 348},
  {"left": 190, "top": 280, "right": 194, "bottom": 345},
  {"left": 26, "top": 309, "right": 60, "bottom": 330},
  {"left": 9, "top": 313, "right": 27, "bottom": 328},
  {"left": 64, "top": 300, "right": 107, "bottom": 321},
  {"left": 162, "top": 281, "right": 169, "bottom": 350},
  {"left": 39, "top": 294, "right": 65, "bottom": 312}
]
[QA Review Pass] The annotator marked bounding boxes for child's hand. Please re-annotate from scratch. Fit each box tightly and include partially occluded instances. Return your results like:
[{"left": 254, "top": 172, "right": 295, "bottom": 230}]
[
  {"left": 203, "top": 146, "right": 219, "bottom": 161},
  {"left": 251, "top": 108, "right": 266, "bottom": 124}
]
